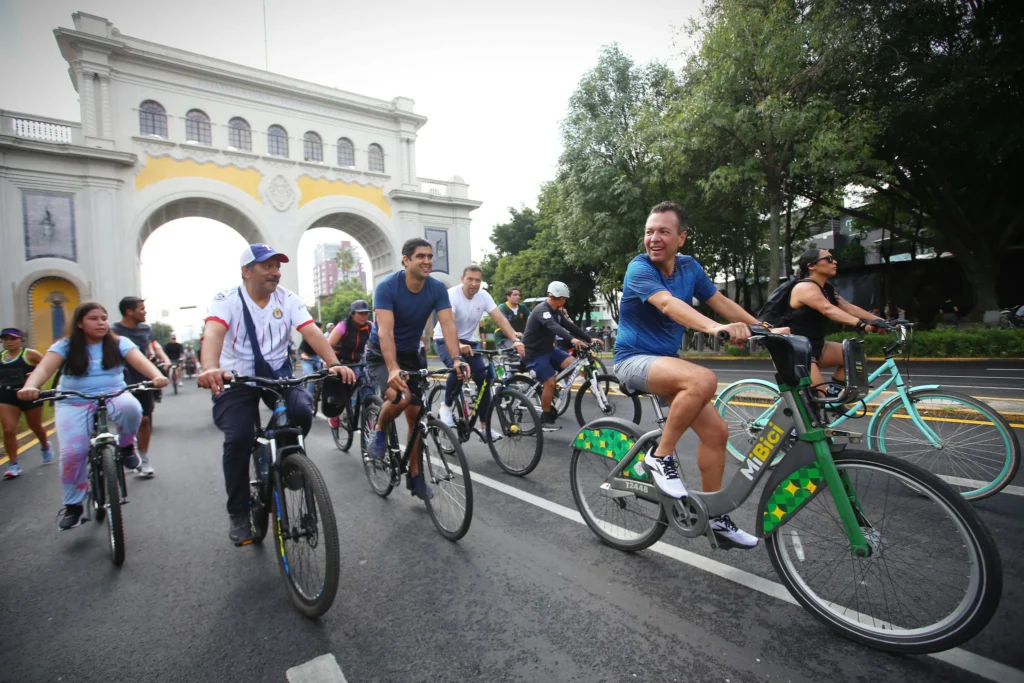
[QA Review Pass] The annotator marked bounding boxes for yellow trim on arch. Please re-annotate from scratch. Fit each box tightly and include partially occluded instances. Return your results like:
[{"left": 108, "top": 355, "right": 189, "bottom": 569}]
[
  {"left": 296, "top": 175, "right": 391, "bottom": 216},
  {"left": 135, "top": 154, "right": 263, "bottom": 202}
]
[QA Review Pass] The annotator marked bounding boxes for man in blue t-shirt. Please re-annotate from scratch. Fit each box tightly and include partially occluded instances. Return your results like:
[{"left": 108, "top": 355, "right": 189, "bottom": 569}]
[
  {"left": 366, "top": 237, "right": 467, "bottom": 500},
  {"left": 613, "top": 201, "right": 785, "bottom": 550}
]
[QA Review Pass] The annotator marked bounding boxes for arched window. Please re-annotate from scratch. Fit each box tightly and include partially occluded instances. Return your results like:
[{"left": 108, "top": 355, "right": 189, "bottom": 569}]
[
  {"left": 185, "top": 109, "right": 212, "bottom": 145},
  {"left": 227, "top": 117, "right": 252, "bottom": 151},
  {"left": 138, "top": 100, "right": 167, "bottom": 138},
  {"left": 336, "top": 137, "right": 355, "bottom": 167},
  {"left": 368, "top": 143, "right": 385, "bottom": 173},
  {"left": 268, "top": 125, "right": 289, "bottom": 157},
  {"left": 303, "top": 131, "right": 323, "bottom": 162}
]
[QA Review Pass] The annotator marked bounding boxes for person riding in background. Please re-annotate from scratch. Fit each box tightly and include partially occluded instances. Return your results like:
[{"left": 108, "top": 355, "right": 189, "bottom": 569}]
[
  {"left": 17, "top": 302, "right": 168, "bottom": 530},
  {"left": 493, "top": 287, "right": 530, "bottom": 351},
  {"left": 163, "top": 334, "right": 185, "bottom": 387},
  {"left": 112, "top": 297, "right": 169, "bottom": 477},
  {"left": 522, "top": 281, "right": 602, "bottom": 429},
  {"left": 613, "top": 201, "right": 789, "bottom": 550},
  {"left": 298, "top": 321, "right": 326, "bottom": 398},
  {"left": 197, "top": 244, "right": 356, "bottom": 545},
  {"left": 365, "top": 238, "right": 467, "bottom": 501},
  {"left": 324, "top": 299, "right": 374, "bottom": 431},
  {"left": 785, "top": 248, "right": 885, "bottom": 397},
  {"left": 432, "top": 266, "right": 526, "bottom": 442},
  {"left": 1, "top": 328, "right": 53, "bottom": 478}
]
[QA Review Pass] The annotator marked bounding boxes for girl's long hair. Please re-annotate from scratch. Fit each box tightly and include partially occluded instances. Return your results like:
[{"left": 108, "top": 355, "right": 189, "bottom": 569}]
[
  {"left": 63, "top": 302, "right": 124, "bottom": 376},
  {"left": 796, "top": 248, "right": 827, "bottom": 278}
]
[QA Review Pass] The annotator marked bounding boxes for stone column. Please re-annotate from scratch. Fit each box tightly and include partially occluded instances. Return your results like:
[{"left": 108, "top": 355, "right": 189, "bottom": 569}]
[{"left": 81, "top": 70, "right": 96, "bottom": 137}]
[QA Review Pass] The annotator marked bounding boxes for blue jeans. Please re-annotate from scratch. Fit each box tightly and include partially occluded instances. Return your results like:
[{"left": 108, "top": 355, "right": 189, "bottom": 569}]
[
  {"left": 301, "top": 358, "right": 323, "bottom": 397},
  {"left": 435, "top": 339, "right": 493, "bottom": 423}
]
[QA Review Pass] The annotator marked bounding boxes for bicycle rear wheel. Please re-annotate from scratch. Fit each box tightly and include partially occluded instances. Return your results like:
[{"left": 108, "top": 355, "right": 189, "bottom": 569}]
[
  {"left": 714, "top": 381, "right": 782, "bottom": 462},
  {"left": 360, "top": 396, "right": 393, "bottom": 497},
  {"left": 331, "top": 404, "right": 355, "bottom": 452},
  {"left": 422, "top": 419, "right": 473, "bottom": 540},
  {"left": 570, "top": 444, "right": 667, "bottom": 552},
  {"left": 100, "top": 446, "right": 125, "bottom": 566},
  {"left": 249, "top": 445, "right": 269, "bottom": 544},
  {"left": 869, "top": 389, "right": 1021, "bottom": 501},
  {"left": 574, "top": 374, "right": 641, "bottom": 427},
  {"left": 766, "top": 450, "right": 1002, "bottom": 653},
  {"left": 272, "top": 453, "right": 340, "bottom": 619},
  {"left": 486, "top": 387, "right": 543, "bottom": 476}
]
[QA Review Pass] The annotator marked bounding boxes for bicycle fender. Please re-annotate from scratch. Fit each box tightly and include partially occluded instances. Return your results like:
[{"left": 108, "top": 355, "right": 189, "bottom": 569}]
[
  {"left": 572, "top": 417, "right": 651, "bottom": 482},
  {"left": 713, "top": 378, "right": 780, "bottom": 407},
  {"left": 865, "top": 384, "right": 942, "bottom": 438},
  {"left": 757, "top": 440, "right": 827, "bottom": 538}
]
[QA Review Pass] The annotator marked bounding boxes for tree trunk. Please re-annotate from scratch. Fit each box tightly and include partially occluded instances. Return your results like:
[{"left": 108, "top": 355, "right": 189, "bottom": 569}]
[
  {"left": 784, "top": 198, "right": 793, "bottom": 277},
  {"left": 767, "top": 174, "right": 782, "bottom": 287},
  {"left": 603, "top": 290, "right": 620, "bottom": 323},
  {"left": 956, "top": 247, "right": 1001, "bottom": 320}
]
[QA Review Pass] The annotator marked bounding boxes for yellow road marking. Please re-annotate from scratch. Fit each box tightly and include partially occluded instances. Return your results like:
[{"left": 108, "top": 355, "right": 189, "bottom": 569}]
[
  {"left": 724, "top": 400, "right": 1024, "bottom": 429},
  {"left": 0, "top": 427, "right": 57, "bottom": 465}
]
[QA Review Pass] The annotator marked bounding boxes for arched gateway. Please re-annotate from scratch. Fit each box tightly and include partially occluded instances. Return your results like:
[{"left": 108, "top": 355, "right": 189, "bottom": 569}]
[{"left": 0, "top": 12, "right": 480, "bottom": 339}]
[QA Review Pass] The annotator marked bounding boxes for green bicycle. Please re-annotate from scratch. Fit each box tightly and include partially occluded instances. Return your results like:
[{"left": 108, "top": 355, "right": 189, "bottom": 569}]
[
  {"left": 571, "top": 327, "right": 1002, "bottom": 653},
  {"left": 715, "top": 321, "right": 1020, "bottom": 501}
]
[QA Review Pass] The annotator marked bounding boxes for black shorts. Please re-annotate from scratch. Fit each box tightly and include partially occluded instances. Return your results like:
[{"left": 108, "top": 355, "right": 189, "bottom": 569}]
[
  {"left": 0, "top": 387, "right": 37, "bottom": 413},
  {"left": 132, "top": 388, "right": 155, "bottom": 417},
  {"left": 365, "top": 344, "right": 426, "bottom": 401},
  {"left": 808, "top": 338, "right": 825, "bottom": 365}
]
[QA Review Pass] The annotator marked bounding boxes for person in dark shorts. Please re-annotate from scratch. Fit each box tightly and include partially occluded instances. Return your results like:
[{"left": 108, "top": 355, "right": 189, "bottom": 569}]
[
  {"left": 1, "top": 328, "right": 54, "bottom": 478},
  {"left": 365, "top": 238, "right": 467, "bottom": 500},
  {"left": 112, "top": 296, "right": 169, "bottom": 477},
  {"left": 785, "top": 249, "right": 885, "bottom": 397}
]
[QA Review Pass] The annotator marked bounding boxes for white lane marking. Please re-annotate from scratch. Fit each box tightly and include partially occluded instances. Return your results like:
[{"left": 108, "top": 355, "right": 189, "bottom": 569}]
[
  {"left": 286, "top": 654, "right": 347, "bottom": 683},
  {"left": 939, "top": 476, "right": 1024, "bottom": 497},
  {"left": 465, "top": 469, "right": 1023, "bottom": 683},
  {"left": 988, "top": 369, "right": 1024, "bottom": 372}
]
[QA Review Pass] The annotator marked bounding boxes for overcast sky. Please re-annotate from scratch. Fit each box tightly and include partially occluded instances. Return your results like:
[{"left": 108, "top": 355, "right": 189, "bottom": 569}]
[{"left": 0, "top": 0, "right": 700, "bottom": 335}]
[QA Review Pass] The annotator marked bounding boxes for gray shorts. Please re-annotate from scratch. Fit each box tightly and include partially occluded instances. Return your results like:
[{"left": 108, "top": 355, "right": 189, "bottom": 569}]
[{"left": 613, "top": 355, "right": 658, "bottom": 395}]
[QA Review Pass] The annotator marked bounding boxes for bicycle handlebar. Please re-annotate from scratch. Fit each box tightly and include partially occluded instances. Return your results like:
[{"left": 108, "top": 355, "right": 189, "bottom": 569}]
[
  {"left": 37, "top": 380, "right": 157, "bottom": 403},
  {"left": 389, "top": 368, "right": 455, "bottom": 405}
]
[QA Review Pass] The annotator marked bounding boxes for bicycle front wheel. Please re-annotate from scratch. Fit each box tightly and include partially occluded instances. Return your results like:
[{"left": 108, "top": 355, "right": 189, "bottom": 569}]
[
  {"left": 331, "top": 404, "right": 355, "bottom": 452},
  {"left": 574, "top": 374, "right": 640, "bottom": 427},
  {"left": 767, "top": 450, "right": 1002, "bottom": 653},
  {"left": 869, "top": 389, "right": 1021, "bottom": 501},
  {"left": 486, "top": 388, "right": 543, "bottom": 476},
  {"left": 422, "top": 419, "right": 473, "bottom": 540},
  {"left": 100, "top": 446, "right": 125, "bottom": 566},
  {"left": 714, "top": 381, "right": 782, "bottom": 462},
  {"left": 360, "top": 396, "right": 393, "bottom": 497},
  {"left": 273, "top": 453, "right": 341, "bottom": 619}
]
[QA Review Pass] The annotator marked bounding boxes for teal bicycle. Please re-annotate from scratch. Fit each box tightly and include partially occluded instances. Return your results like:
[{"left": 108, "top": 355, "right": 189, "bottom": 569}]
[{"left": 716, "top": 321, "right": 1020, "bottom": 501}]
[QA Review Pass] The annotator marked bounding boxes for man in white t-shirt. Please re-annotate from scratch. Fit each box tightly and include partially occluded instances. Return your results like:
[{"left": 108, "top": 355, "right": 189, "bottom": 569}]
[
  {"left": 432, "top": 265, "right": 524, "bottom": 441},
  {"left": 198, "top": 243, "right": 356, "bottom": 546}
]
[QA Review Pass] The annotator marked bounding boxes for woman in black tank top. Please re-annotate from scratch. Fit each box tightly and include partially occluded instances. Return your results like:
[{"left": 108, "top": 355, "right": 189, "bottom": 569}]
[
  {"left": 785, "top": 250, "right": 884, "bottom": 395},
  {"left": 1, "top": 328, "right": 53, "bottom": 478}
]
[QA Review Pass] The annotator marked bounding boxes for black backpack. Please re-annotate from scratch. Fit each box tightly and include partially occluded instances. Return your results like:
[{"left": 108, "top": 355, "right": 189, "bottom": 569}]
[{"left": 757, "top": 276, "right": 801, "bottom": 326}]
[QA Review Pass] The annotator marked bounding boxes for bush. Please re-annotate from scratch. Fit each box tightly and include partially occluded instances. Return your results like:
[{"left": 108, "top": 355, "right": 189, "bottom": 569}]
[{"left": 824, "top": 328, "right": 1024, "bottom": 358}]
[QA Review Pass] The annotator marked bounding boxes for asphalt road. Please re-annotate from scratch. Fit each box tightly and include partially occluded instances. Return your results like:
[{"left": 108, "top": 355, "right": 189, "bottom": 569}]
[{"left": 1, "top": 382, "right": 1022, "bottom": 683}]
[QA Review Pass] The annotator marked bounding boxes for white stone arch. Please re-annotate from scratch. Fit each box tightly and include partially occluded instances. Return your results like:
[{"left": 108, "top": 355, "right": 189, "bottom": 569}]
[{"left": 291, "top": 196, "right": 401, "bottom": 286}]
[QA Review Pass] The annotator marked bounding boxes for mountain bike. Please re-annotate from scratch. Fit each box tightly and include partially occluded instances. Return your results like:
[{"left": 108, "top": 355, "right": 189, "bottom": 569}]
[
  {"left": 570, "top": 327, "right": 1002, "bottom": 653},
  {"left": 229, "top": 370, "right": 340, "bottom": 619},
  {"left": 715, "top": 321, "right": 1020, "bottom": 501},
  {"left": 508, "top": 345, "right": 639, "bottom": 427},
  {"left": 38, "top": 381, "right": 156, "bottom": 567},
  {"left": 425, "top": 350, "right": 543, "bottom": 476},
  {"left": 329, "top": 364, "right": 376, "bottom": 452},
  {"left": 361, "top": 369, "right": 473, "bottom": 540}
]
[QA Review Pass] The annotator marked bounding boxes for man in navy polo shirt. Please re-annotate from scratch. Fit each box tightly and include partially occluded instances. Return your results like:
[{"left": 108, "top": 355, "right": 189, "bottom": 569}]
[
  {"left": 614, "top": 201, "right": 786, "bottom": 550},
  {"left": 365, "top": 238, "right": 466, "bottom": 500}
]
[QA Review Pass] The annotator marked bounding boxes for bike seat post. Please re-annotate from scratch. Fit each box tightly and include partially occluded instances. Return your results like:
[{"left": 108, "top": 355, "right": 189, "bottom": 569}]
[{"left": 649, "top": 394, "right": 667, "bottom": 425}]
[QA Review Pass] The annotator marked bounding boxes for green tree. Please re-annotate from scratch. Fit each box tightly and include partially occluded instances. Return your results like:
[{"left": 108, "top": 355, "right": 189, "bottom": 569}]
[
  {"left": 314, "top": 279, "right": 373, "bottom": 326},
  {"left": 150, "top": 321, "right": 173, "bottom": 347},
  {"left": 481, "top": 206, "right": 540, "bottom": 285},
  {"left": 814, "top": 0, "right": 1024, "bottom": 316}
]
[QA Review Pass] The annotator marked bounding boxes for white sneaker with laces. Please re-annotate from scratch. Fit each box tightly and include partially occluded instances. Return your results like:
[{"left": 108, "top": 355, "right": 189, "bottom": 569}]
[
  {"left": 482, "top": 427, "right": 504, "bottom": 443},
  {"left": 138, "top": 455, "right": 155, "bottom": 478},
  {"left": 710, "top": 514, "right": 758, "bottom": 549},
  {"left": 643, "top": 450, "right": 687, "bottom": 499},
  {"left": 438, "top": 403, "right": 455, "bottom": 427}
]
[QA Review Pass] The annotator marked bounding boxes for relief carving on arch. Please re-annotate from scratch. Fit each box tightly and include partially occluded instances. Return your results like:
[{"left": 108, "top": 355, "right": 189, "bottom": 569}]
[{"left": 261, "top": 174, "right": 297, "bottom": 212}]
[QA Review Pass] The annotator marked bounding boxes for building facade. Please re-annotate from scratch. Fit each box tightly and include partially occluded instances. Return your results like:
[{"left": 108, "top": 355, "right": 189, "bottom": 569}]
[
  {"left": 313, "top": 241, "right": 366, "bottom": 299},
  {"left": 0, "top": 12, "right": 480, "bottom": 350}
]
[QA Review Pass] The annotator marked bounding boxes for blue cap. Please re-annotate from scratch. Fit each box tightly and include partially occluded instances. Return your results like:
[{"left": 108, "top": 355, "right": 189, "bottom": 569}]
[
  {"left": 0, "top": 328, "right": 24, "bottom": 339},
  {"left": 240, "top": 243, "right": 290, "bottom": 267}
]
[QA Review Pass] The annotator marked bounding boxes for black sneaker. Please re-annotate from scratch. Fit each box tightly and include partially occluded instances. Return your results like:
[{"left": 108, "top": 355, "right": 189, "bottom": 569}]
[
  {"left": 58, "top": 504, "right": 85, "bottom": 531},
  {"left": 228, "top": 513, "right": 253, "bottom": 546},
  {"left": 408, "top": 474, "right": 434, "bottom": 501},
  {"left": 540, "top": 410, "right": 561, "bottom": 432},
  {"left": 824, "top": 381, "right": 845, "bottom": 400},
  {"left": 120, "top": 445, "right": 140, "bottom": 470}
]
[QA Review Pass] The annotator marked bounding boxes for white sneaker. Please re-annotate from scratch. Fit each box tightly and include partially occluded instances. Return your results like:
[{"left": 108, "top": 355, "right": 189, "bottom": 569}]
[
  {"left": 710, "top": 514, "right": 758, "bottom": 550},
  {"left": 438, "top": 403, "right": 455, "bottom": 427},
  {"left": 481, "top": 427, "right": 504, "bottom": 443},
  {"left": 138, "top": 456, "right": 155, "bottom": 478},
  {"left": 643, "top": 450, "right": 687, "bottom": 499}
]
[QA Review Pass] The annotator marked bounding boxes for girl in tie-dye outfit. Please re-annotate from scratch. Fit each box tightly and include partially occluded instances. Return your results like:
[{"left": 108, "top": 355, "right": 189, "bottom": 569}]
[{"left": 18, "top": 302, "right": 168, "bottom": 530}]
